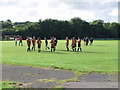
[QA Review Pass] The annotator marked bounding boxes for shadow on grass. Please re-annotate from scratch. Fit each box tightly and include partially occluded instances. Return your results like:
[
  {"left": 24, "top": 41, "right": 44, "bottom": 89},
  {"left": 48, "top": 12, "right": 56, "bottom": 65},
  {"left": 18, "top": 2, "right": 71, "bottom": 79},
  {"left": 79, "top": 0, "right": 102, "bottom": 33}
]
[
  {"left": 42, "top": 50, "right": 104, "bottom": 54},
  {"left": 57, "top": 49, "right": 73, "bottom": 52},
  {"left": 58, "top": 50, "right": 103, "bottom": 54},
  {"left": 42, "top": 50, "right": 67, "bottom": 54},
  {"left": 82, "top": 51, "right": 105, "bottom": 54}
]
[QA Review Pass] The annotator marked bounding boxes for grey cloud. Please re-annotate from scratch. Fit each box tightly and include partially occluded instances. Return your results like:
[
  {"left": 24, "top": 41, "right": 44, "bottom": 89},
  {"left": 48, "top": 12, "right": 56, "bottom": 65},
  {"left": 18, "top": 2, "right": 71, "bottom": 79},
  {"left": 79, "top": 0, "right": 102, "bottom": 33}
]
[
  {"left": 0, "top": 0, "right": 118, "bottom": 22},
  {"left": 47, "top": 1, "right": 66, "bottom": 9},
  {"left": 63, "top": 2, "right": 117, "bottom": 11},
  {"left": 61, "top": 1, "right": 118, "bottom": 22},
  {"left": 29, "top": 2, "right": 39, "bottom": 7},
  {"left": 0, "top": 0, "right": 19, "bottom": 7},
  {"left": 0, "top": 0, "right": 39, "bottom": 8},
  {"left": 27, "top": 10, "right": 39, "bottom": 16}
]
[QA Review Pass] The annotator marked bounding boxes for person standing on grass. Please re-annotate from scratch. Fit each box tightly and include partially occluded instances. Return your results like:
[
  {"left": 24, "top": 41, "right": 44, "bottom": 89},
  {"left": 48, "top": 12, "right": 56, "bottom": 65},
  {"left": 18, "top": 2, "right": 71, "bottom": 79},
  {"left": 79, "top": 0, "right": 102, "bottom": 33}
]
[
  {"left": 14, "top": 36, "right": 18, "bottom": 46},
  {"left": 44, "top": 37, "right": 50, "bottom": 50},
  {"left": 26, "top": 37, "right": 31, "bottom": 52},
  {"left": 74, "top": 38, "right": 77, "bottom": 51},
  {"left": 71, "top": 37, "right": 76, "bottom": 52},
  {"left": 54, "top": 37, "right": 58, "bottom": 49},
  {"left": 32, "top": 36, "right": 36, "bottom": 51},
  {"left": 77, "top": 37, "right": 82, "bottom": 52},
  {"left": 83, "top": 37, "right": 86, "bottom": 45},
  {"left": 89, "top": 37, "right": 93, "bottom": 45},
  {"left": 66, "top": 37, "right": 69, "bottom": 51},
  {"left": 85, "top": 37, "right": 89, "bottom": 46},
  {"left": 19, "top": 36, "right": 23, "bottom": 46},
  {"left": 50, "top": 37, "right": 56, "bottom": 52},
  {"left": 37, "top": 37, "right": 42, "bottom": 52}
]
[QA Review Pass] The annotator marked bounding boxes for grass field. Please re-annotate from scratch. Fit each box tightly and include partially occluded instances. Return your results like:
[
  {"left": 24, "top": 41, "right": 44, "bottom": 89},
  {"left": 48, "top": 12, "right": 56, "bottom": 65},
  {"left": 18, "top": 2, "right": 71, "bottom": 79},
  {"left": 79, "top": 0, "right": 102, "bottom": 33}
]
[{"left": 1, "top": 40, "right": 118, "bottom": 74}]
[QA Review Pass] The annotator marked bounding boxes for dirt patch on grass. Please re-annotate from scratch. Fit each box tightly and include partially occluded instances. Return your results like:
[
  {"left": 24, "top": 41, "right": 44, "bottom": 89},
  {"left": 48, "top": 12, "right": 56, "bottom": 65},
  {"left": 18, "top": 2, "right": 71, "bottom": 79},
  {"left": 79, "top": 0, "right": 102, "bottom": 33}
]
[{"left": 2, "top": 64, "right": 118, "bottom": 88}]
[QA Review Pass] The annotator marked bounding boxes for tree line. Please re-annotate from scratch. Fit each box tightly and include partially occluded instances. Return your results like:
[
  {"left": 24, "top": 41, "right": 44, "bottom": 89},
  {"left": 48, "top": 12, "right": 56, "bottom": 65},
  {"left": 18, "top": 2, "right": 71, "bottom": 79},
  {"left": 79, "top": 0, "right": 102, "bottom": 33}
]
[{"left": 1, "top": 17, "right": 119, "bottom": 39}]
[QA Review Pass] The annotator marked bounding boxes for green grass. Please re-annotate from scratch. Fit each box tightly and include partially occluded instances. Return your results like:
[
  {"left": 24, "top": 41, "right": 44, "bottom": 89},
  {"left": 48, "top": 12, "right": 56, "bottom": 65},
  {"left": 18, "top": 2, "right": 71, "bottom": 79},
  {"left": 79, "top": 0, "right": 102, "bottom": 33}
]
[
  {"left": 1, "top": 40, "right": 118, "bottom": 74},
  {"left": 0, "top": 81, "right": 21, "bottom": 89}
]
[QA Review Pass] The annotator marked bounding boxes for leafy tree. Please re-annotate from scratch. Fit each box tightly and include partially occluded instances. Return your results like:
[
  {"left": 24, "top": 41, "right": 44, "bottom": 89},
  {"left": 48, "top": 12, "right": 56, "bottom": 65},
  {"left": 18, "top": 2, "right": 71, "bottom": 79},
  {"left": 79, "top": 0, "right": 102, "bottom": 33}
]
[{"left": 1, "top": 18, "right": 119, "bottom": 39}]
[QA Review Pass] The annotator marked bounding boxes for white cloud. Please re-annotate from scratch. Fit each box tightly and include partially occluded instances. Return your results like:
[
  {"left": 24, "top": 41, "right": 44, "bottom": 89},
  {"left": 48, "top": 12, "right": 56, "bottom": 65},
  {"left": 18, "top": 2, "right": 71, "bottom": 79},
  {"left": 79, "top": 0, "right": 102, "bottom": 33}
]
[
  {"left": 61, "top": 0, "right": 119, "bottom": 2},
  {"left": 0, "top": 0, "right": 118, "bottom": 22},
  {"left": 109, "top": 9, "right": 118, "bottom": 16}
]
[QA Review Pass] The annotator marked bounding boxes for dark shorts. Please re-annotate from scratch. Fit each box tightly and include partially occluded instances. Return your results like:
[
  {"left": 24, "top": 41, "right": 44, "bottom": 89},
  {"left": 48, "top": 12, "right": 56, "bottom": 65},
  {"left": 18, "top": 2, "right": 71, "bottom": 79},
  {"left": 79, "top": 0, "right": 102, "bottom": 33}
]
[
  {"left": 28, "top": 45, "right": 30, "bottom": 48},
  {"left": 54, "top": 43, "right": 57, "bottom": 46},
  {"left": 45, "top": 43, "right": 48, "bottom": 46},
  {"left": 90, "top": 40, "right": 93, "bottom": 43},
  {"left": 33, "top": 43, "right": 35, "bottom": 46},
  {"left": 72, "top": 45, "right": 75, "bottom": 48},
  {"left": 74, "top": 44, "right": 76, "bottom": 47},
  {"left": 20, "top": 41, "right": 22, "bottom": 43},
  {"left": 38, "top": 46, "right": 41, "bottom": 48},
  {"left": 86, "top": 42, "right": 88, "bottom": 45},
  {"left": 78, "top": 44, "right": 81, "bottom": 47},
  {"left": 51, "top": 46, "right": 55, "bottom": 48},
  {"left": 66, "top": 44, "right": 69, "bottom": 47}
]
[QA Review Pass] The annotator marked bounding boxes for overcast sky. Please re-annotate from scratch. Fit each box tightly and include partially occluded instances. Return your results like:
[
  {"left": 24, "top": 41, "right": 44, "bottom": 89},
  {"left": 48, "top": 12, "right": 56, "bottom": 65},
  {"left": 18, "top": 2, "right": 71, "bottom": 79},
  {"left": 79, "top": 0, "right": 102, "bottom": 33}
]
[{"left": 0, "top": 0, "right": 119, "bottom": 22}]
